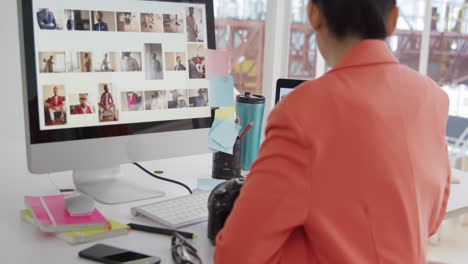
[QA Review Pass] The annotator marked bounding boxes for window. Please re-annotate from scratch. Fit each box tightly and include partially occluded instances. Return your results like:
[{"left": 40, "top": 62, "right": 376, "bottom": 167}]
[
  {"left": 387, "top": 0, "right": 427, "bottom": 71},
  {"left": 430, "top": 0, "right": 468, "bottom": 117},
  {"left": 213, "top": 0, "right": 468, "bottom": 118},
  {"left": 289, "top": 0, "right": 317, "bottom": 80},
  {"left": 214, "top": 0, "right": 267, "bottom": 95},
  {"left": 288, "top": 0, "right": 428, "bottom": 80}
]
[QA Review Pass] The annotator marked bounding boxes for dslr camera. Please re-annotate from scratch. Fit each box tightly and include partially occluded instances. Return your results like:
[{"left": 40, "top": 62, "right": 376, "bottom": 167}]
[{"left": 207, "top": 177, "right": 245, "bottom": 245}]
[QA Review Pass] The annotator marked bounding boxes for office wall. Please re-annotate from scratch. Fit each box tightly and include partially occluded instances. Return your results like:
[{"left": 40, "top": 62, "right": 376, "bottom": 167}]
[{"left": 0, "top": 0, "right": 28, "bottom": 172}]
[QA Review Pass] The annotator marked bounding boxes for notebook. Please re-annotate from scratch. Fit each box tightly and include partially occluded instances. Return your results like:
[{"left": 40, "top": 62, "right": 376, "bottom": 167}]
[
  {"left": 21, "top": 210, "right": 130, "bottom": 245},
  {"left": 24, "top": 195, "right": 108, "bottom": 232}
]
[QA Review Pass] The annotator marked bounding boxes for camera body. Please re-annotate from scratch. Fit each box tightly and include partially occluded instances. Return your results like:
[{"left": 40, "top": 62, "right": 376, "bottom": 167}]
[{"left": 207, "top": 177, "right": 245, "bottom": 245}]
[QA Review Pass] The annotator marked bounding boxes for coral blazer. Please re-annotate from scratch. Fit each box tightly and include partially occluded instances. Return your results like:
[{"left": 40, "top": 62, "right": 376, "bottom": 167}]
[
  {"left": 214, "top": 40, "right": 451, "bottom": 264},
  {"left": 48, "top": 96, "right": 63, "bottom": 109},
  {"left": 72, "top": 105, "right": 93, "bottom": 115},
  {"left": 100, "top": 92, "right": 114, "bottom": 107}
]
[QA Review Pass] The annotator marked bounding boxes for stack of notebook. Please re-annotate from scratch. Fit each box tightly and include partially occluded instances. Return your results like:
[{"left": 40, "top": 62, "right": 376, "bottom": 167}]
[{"left": 21, "top": 194, "right": 130, "bottom": 244}]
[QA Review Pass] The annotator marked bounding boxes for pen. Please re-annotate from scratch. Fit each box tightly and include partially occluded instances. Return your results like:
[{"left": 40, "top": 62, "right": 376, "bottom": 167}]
[
  {"left": 128, "top": 223, "right": 197, "bottom": 239},
  {"left": 239, "top": 121, "right": 254, "bottom": 140}
]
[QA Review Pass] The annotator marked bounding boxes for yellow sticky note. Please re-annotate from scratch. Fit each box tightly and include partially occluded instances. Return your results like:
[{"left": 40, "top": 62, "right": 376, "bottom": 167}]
[{"left": 215, "top": 107, "right": 236, "bottom": 121}]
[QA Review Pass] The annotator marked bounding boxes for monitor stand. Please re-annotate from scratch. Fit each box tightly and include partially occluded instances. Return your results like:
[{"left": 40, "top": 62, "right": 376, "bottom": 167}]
[{"left": 73, "top": 166, "right": 165, "bottom": 205}]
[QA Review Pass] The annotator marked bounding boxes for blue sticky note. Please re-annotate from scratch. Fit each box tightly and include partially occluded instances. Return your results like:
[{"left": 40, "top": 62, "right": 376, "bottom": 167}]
[
  {"left": 211, "top": 119, "right": 240, "bottom": 148},
  {"left": 208, "top": 119, "right": 228, "bottom": 153},
  {"left": 208, "top": 119, "right": 240, "bottom": 154},
  {"left": 209, "top": 139, "right": 232, "bottom": 154},
  {"left": 197, "top": 178, "right": 226, "bottom": 192},
  {"left": 209, "top": 75, "right": 234, "bottom": 107}
]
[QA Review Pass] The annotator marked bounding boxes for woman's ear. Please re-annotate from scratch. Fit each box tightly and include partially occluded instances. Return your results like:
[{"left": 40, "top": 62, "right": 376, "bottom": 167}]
[
  {"left": 307, "top": 1, "right": 322, "bottom": 33},
  {"left": 386, "top": 7, "right": 399, "bottom": 37}
]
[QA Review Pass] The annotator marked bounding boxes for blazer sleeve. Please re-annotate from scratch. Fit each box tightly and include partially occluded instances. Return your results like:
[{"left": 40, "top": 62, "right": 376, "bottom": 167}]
[
  {"left": 214, "top": 107, "right": 312, "bottom": 264},
  {"left": 429, "top": 91, "right": 451, "bottom": 236},
  {"left": 429, "top": 146, "right": 451, "bottom": 236}
]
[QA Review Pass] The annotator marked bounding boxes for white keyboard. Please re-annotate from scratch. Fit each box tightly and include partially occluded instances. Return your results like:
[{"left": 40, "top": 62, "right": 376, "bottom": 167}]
[{"left": 131, "top": 191, "right": 210, "bottom": 229}]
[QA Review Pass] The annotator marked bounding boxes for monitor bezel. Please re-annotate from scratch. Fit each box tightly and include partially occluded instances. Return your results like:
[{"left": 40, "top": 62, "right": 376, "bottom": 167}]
[
  {"left": 21, "top": 0, "right": 216, "bottom": 145},
  {"left": 275, "top": 78, "right": 305, "bottom": 104}
]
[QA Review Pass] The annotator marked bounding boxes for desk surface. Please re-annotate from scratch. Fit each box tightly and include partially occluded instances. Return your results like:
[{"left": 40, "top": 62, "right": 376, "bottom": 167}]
[
  {"left": 1, "top": 154, "right": 216, "bottom": 264},
  {"left": 2, "top": 154, "right": 468, "bottom": 264}
]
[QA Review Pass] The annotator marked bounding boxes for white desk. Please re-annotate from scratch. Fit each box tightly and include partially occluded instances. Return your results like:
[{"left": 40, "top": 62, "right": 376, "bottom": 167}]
[
  {"left": 1, "top": 154, "right": 216, "bottom": 264},
  {"left": 2, "top": 153, "right": 468, "bottom": 263}
]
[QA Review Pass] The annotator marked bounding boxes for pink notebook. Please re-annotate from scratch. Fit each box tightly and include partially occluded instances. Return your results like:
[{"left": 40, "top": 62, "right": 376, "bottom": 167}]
[{"left": 24, "top": 195, "right": 108, "bottom": 233}]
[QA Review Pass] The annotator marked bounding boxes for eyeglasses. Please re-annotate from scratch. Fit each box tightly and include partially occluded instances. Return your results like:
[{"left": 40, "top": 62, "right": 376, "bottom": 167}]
[{"left": 171, "top": 232, "right": 203, "bottom": 264}]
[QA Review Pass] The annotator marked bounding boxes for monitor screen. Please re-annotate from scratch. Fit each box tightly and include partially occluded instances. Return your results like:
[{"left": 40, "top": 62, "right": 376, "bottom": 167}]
[
  {"left": 22, "top": 0, "right": 214, "bottom": 144},
  {"left": 275, "top": 79, "right": 305, "bottom": 105},
  {"left": 277, "top": 88, "right": 294, "bottom": 102}
]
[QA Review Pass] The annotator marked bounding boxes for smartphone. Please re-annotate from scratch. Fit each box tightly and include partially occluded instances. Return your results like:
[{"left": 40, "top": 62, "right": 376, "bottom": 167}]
[{"left": 79, "top": 244, "right": 161, "bottom": 264}]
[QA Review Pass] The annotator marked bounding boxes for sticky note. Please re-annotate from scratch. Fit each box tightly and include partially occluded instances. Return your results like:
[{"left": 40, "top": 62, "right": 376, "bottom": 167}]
[
  {"left": 211, "top": 119, "right": 241, "bottom": 149},
  {"left": 205, "top": 49, "right": 231, "bottom": 79},
  {"left": 210, "top": 119, "right": 222, "bottom": 132},
  {"left": 197, "top": 178, "right": 226, "bottom": 192},
  {"left": 208, "top": 119, "right": 227, "bottom": 153},
  {"left": 215, "top": 107, "right": 236, "bottom": 121},
  {"left": 208, "top": 119, "right": 241, "bottom": 154},
  {"left": 209, "top": 75, "right": 235, "bottom": 107}
]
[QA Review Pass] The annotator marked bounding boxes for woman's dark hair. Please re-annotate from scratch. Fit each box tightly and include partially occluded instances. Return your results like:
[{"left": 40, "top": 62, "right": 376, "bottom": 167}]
[{"left": 311, "top": 0, "right": 397, "bottom": 40}]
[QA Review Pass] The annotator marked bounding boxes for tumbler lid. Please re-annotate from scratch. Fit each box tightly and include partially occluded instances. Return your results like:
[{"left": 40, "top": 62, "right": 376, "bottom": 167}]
[{"left": 236, "top": 92, "right": 265, "bottom": 104}]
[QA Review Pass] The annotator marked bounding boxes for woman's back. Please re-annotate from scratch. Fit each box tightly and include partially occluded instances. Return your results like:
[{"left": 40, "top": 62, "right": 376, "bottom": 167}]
[
  {"left": 214, "top": 40, "right": 450, "bottom": 264},
  {"left": 292, "top": 40, "right": 449, "bottom": 263}
]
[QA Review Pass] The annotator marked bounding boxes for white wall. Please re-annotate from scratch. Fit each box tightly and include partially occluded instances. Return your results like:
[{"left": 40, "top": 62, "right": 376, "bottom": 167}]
[{"left": 0, "top": 0, "right": 28, "bottom": 172}]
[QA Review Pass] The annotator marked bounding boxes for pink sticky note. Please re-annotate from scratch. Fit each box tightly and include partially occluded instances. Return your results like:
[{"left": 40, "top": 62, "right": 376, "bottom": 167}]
[{"left": 205, "top": 49, "right": 231, "bottom": 79}]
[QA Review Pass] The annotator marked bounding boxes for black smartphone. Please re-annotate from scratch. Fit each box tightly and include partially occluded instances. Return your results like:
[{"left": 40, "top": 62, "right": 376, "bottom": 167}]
[{"left": 79, "top": 244, "right": 161, "bottom": 264}]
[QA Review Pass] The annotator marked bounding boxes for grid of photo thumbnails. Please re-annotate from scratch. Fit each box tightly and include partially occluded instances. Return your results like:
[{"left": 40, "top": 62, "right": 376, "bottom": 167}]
[{"left": 36, "top": 7, "right": 209, "bottom": 127}]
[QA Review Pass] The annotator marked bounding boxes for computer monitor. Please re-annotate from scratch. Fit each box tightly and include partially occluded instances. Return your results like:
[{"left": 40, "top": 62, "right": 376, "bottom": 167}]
[
  {"left": 18, "top": 0, "right": 215, "bottom": 204},
  {"left": 275, "top": 79, "right": 305, "bottom": 104}
]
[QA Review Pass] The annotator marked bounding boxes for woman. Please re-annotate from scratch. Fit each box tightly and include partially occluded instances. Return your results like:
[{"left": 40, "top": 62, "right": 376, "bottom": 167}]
[{"left": 214, "top": 0, "right": 450, "bottom": 263}]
